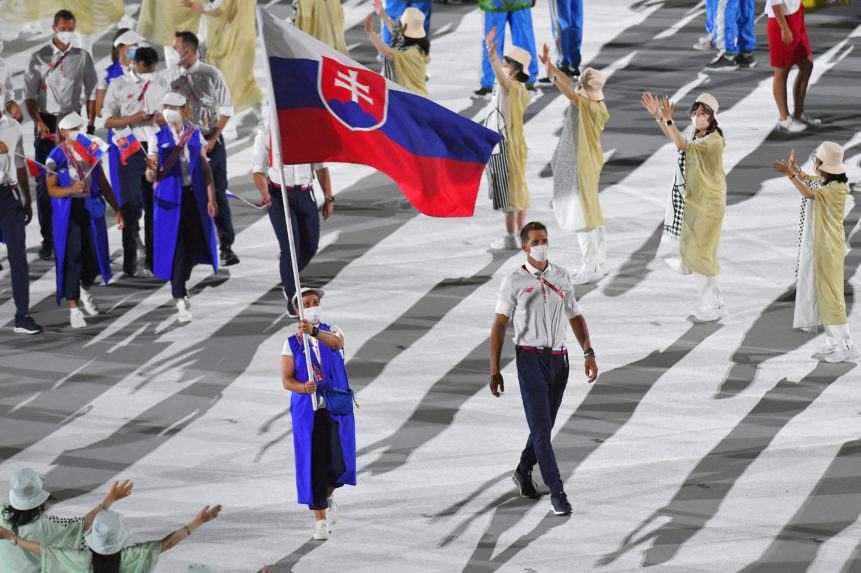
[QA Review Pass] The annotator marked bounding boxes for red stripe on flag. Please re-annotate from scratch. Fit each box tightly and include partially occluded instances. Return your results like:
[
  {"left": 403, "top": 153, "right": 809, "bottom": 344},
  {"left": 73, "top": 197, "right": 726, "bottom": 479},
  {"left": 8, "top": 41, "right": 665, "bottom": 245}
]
[{"left": 277, "top": 108, "right": 484, "bottom": 217}]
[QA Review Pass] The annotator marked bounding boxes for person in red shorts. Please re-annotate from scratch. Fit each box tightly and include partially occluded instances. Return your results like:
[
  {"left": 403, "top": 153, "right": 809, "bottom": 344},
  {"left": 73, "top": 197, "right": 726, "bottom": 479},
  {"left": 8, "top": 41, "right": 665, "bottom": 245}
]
[{"left": 766, "top": 0, "right": 820, "bottom": 133}]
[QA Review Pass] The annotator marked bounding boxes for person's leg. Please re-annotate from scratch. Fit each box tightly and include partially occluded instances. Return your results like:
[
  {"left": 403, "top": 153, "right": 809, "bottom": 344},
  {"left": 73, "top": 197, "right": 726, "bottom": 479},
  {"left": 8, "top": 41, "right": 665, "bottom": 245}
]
[
  {"left": 142, "top": 178, "right": 154, "bottom": 271},
  {"left": 267, "top": 186, "right": 295, "bottom": 296},
  {"left": 596, "top": 226, "right": 607, "bottom": 267},
  {"left": 515, "top": 209, "right": 526, "bottom": 231},
  {"left": 705, "top": 0, "right": 717, "bottom": 37},
  {"left": 505, "top": 211, "right": 517, "bottom": 234},
  {"left": 416, "top": 0, "right": 431, "bottom": 35},
  {"left": 64, "top": 210, "right": 83, "bottom": 304},
  {"left": 34, "top": 134, "right": 55, "bottom": 254},
  {"left": 714, "top": 0, "right": 728, "bottom": 55},
  {"left": 282, "top": 190, "right": 307, "bottom": 301},
  {"left": 171, "top": 195, "right": 195, "bottom": 300},
  {"left": 481, "top": 12, "right": 507, "bottom": 89},
  {"left": 510, "top": 8, "right": 539, "bottom": 83},
  {"left": 576, "top": 230, "right": 598, "bottom": 271},
  {"left": 516, "top": 350, "right": 565, "bottom": 496},
  {"left": 738, "top": 0, "right": 756, "bottom": 55},
  {"left": 119, "top": 151, "right": 145, "bottom": 275},
  {"left": 792, "top": 57, "right": 814, "bottom": 119},
  {"left": 0, "top": 192, "right": 29, "bottom": 320},
  {"left": 209, "top": 137, "right": 235, "bottom": 255},
  {"left": 548, "top": 0, "right": 565, "bottom": 69},
  {"left": 295, "top": 190, "right": 321, "bottom": 271},
  {"left": 78, "top": 211, "right": 99, "bottom": 291},
  {"left": 772, "top": 66, "right": 790, "bottom": 121},
  {"left": 569, "top": 0, "right": 583, "bottom": 72},
  {"left": 722, "top": 0, "right": 740, "bottom": 57},
  {"left": 547, "top": 353, "right": 569, "bottom": 427},
  {"left": 310, "top": 410, "right": 331, "bottom": 517}
]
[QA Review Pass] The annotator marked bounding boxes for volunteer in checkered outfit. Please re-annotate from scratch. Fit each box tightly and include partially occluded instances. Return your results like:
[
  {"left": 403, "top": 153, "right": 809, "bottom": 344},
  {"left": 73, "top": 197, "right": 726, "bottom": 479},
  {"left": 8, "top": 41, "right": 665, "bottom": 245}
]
[
  {"left": 489, "top": 221, "right": 599, "bottom": 517},
  {"left": 643, "top": 92, "right": 727, "bottom": 323}
]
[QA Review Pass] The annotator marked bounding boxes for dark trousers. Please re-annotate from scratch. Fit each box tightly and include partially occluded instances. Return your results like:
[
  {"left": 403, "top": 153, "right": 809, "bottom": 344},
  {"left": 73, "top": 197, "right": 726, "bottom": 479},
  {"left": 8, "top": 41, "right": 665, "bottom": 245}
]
[
  {"left": 0, "top": 186, "right": 30, "bottom": 319},
  {"left": 267, "top": 184, "right": 320, "bottom": 301},
  {"left": 207, "top": 135, "right": 234, "bottom": 251},
  {"left": 310, "top": 408, "right": 345, "bottom": 510},
  {"left": 515, "top": 347, "right": 569, "bottom": 496},
  {"left": 64, "top": 199, "right": 98, "bottom": 302},
  {"left": 118, "top": 149, "right": 149, "bottom": 274},
  {"left": 171, "top": 187, "right": 207, "bottom": 299},
  {"left": 34, "top": 114, "right": 58, "bottom": 248}
]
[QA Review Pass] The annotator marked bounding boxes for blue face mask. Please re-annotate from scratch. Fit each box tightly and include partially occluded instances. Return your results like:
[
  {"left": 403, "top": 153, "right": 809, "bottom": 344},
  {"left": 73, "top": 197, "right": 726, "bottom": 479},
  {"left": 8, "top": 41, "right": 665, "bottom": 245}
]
[{"left": 126, "top": 46, "right": 138, "bottom": 61}]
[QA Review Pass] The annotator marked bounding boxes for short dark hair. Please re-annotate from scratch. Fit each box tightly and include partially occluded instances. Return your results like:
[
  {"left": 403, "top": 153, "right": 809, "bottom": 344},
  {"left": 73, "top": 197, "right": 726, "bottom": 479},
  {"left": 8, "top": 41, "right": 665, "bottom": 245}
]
[
  {"left": 520, "top": 221, "right": 548, "bottom": 245},
  {"left": 53, "top": 9, "right": 76, "bottom": 25},
  {"left": 174, "top": 30, "right": 199, "bottom": 52},
  {"left": 134, "top": 46, "right": 159, "bottom": 68}
]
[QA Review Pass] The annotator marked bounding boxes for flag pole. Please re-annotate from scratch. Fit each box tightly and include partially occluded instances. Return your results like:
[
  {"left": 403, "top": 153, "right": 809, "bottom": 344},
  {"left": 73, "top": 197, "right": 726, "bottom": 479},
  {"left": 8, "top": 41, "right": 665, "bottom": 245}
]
[{"left": 257, "top": 7, "right": 319, "bottom": 411}]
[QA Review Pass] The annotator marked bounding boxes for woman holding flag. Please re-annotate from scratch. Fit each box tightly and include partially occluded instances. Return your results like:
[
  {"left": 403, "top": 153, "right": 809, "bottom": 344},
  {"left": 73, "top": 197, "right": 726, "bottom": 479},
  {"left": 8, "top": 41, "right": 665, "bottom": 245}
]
[
  {"left": 486, "top": 27, "right": 531, "bottom": 251},
  {"left": 45, "top": 112, "right": 122, "bottom": 329},
  {"left": 146, "top": 92, "right": 218, "bottom": 324},
  {"left": 281, "top": 287, "right": 356, "bottom": 541}
]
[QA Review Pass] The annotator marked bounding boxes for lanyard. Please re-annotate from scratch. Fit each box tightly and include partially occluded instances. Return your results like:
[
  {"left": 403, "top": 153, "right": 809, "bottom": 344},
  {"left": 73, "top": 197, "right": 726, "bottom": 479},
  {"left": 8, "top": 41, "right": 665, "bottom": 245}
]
[
  {"left": 137, "top": 80, "right": 150, "bottom": 103},
  {"left": 522, "top": 265, "right": 565, "bottom": 302}
]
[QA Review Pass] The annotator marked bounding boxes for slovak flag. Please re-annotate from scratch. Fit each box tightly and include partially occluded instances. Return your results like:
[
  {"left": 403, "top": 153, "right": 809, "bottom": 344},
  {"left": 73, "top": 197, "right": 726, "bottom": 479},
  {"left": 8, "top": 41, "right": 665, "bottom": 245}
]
[
  {"left": 113, "top": 128, "right": 143, "bottom": 166},
  {"left": 258, "top": 8, "right": 501, "bottom": 217},
  {"left": 71, "top": 133, "right": 108, "bottom": 168},
  {"left": 26, "top": 158, "right": 46, "bottom": 178}
]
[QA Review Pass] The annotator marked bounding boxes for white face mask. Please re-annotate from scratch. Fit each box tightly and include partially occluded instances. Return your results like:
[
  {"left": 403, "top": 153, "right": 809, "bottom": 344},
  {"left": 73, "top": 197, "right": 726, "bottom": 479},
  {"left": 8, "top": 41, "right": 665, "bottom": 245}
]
[
  {"left": 529, "top": 245, "right": 548, "bottom": 263},
  {"left": 303, "top": 306, "right": 321, "bottom": 324},
  {"left": 55, "top": 31, "right": 76, "bottom": 47},
  {"left": 163, "top": 109, "right": 183, "bottom": 125},
  {"left": 691, "top": 114, "right": 710, "bottom": 131}
]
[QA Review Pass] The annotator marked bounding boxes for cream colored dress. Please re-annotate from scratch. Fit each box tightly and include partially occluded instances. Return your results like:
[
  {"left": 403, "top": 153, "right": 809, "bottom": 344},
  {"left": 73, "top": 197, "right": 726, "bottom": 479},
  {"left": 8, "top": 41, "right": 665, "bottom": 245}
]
[
  {"left": 199, "top": 0, "right": 263, "bottom": 111},
  {"left": 137, "top": 0, "right": 201, "bottom": 47},
  {"left": 40, "top": 541, "right": 161, "bottom": 573},
  {"left": 0, "top": 0, "right": 123, "bottom": 34},
  {"left": 679, "top": 130, "right": 726, "bottom": 277},
  {"left": 295, "top": 0, "right": 347, "bottom": 53},
  {"left": 390, "top": 45, "right": 429, "bottom": 96},
  {"left": 499, "top": 81, "right": 529, "bottom": 211}
]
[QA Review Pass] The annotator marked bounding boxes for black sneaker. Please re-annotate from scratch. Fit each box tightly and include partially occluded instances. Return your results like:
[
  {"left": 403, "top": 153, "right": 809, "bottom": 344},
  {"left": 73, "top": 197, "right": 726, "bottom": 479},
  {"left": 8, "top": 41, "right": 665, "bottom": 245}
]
[
  {"left": 220, "top": 248, "right": 240, "bottom": 266},
  {"left": 473, "top": 86, "right": 493, "bottom": 96},
  {"left": 282, "top": 289, "right": 299, "bottom": 318},
  {"left": 564, "top": 66, "right": 580, "bottom": 79},
  {"left": 38, "top": 242, "right": 53, "bottom": 260},
  {"left": 737, "top": 52, "right": 756, "bottom": 69},
  {"left": 538, "top": 76, "right": 553, "bottom": 84},
  {"left": 550, "top": 492, "right": 572, "bottom": 515},
  {"left": 512, "top": 469, "right": 541, "bottom": 500},
  {"left": 705, "top": 54, "right": 739, "bottom": 72},
  {"left": 14, "top": 315, "right": 43, "bottom": 335}
]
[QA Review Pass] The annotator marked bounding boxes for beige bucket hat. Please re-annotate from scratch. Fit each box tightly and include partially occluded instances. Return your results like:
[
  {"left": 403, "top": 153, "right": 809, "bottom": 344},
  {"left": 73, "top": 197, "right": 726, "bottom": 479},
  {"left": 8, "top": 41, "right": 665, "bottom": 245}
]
[
  {"left": 401, "top": 7, "right": 426, "bottom": 39},
  {"left": 505, "top": 46, "right": 531, "bottom": 71},
  {"left": 695, "top": 93, "right": 719, "bottom": 116},
  {"left": 815, "top": 141, "right": 847, "bottom": 174},
  {"left": 577, "top": 67, "right": 606, "bottom": 101}
]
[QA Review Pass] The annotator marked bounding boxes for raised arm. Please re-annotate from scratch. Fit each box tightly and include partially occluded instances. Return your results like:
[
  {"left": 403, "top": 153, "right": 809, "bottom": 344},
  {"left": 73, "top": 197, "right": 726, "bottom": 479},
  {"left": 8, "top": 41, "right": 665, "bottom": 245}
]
[
  {"left": 643, "top": 93, "right": 687, "bottom": 151},
  {"left": 539, "top": 44, "right": 580, "bottom": 102},
  {"left": 773, "top": 149, "right": 815, "bottom": 198},
  {"left": 365, "top": 14, "right": 396, "bottom": 59},
  {"left": 486, "top": 27, "right": 513, "bottom": 92},
  {"left": 83, "top": 480, "right": 134, "bottom": 531},
  {"left": 160, "top": 505, "right": 222, "bottom": 553},
  {"left": 373, "top": 0, "right": 398, "bottom": 33}
]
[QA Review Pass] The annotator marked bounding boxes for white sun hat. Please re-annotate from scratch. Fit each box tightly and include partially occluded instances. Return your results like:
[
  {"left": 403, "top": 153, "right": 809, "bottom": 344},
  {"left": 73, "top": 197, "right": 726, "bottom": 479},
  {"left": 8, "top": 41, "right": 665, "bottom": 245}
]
[
  {"left": 58, "top": 112, "right": 84, "bottom": 131},
  {"left": 8, "top": 468, "right": 50, "bottom": 511},
  {"left": 85, "top": 510, "right": 131, "bottom": 556}
]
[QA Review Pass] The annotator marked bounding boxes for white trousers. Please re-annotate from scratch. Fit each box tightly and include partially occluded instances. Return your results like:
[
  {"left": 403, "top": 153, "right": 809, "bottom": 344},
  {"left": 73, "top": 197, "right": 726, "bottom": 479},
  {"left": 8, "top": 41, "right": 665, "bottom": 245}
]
[{"left": 576, "top": 226, "right": 607, "bottom": 271}]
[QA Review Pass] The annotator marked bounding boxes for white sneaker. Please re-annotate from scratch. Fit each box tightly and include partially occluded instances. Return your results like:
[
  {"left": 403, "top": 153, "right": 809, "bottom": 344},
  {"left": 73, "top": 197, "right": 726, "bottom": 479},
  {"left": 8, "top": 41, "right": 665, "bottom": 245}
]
[
  {"left": 136, "top": 267, "right": 154, "bottom": 279},
  {"left": 175, "top": 297, "right": 193, "bottom": 323},
  {"left": 797, "top": 113, "right": 822, "bottom": 127},
  {"left": 79, "top": 288, "right": 100, "bottom": 316},
  {"left": 691, "top": 305, "right": 723, "bottom": 323},
  {"left": 811, "top": 341, "right": 837, "bottom": 359},
  {"left": 777, "top": 117, "right": 807, "bottom": 134},
  {"left": 70, "top": 307, "right": 87, "bottom": 329},
  {"left": 823, "top": 343, "right": 860, "bottom": 363},
  {"left": 312, "top": 519, "right": 329, "bottom": 541},
  {"left": 692, "top": 35, "right": 713, "bottom": 51},
  {"left": 491, "top": 235, "right": 519, "bottom": 251},
  {"left": 327, "top": 497, "right": 337, "bottom": 527}
]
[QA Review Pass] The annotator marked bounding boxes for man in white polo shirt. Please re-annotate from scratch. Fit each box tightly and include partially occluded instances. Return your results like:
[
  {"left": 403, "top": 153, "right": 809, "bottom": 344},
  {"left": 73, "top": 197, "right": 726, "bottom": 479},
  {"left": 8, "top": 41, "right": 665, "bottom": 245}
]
[{"left": 489, "top": 220, "right": 598, "bottom": 516}]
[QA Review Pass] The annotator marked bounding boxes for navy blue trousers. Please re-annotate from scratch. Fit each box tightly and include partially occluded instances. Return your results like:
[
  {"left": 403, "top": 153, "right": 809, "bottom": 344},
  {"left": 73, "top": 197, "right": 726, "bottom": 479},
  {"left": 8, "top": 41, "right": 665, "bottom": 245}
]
[
  {"left": 267, "top": 184, "right": 320, "bottom": 302},
  {"left": 0, "top": 185, "right": 30, "bottom": 319}
]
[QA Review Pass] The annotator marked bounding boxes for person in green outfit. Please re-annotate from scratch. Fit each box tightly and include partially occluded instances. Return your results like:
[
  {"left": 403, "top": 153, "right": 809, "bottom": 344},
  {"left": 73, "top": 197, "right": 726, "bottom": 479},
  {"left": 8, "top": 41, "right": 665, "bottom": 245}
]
[
  {"left": 0, "top": 468, "right": 133, "bottom": 573},
  {"left": 0, "top": 503, "right": 221, "bottom": 572}
]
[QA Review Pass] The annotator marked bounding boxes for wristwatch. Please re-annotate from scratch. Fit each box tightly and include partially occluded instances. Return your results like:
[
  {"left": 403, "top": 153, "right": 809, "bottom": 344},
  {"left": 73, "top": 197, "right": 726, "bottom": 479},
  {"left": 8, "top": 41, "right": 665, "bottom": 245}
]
[{"left": 665, "top": 119, "right": 674, "bottom": 127}]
